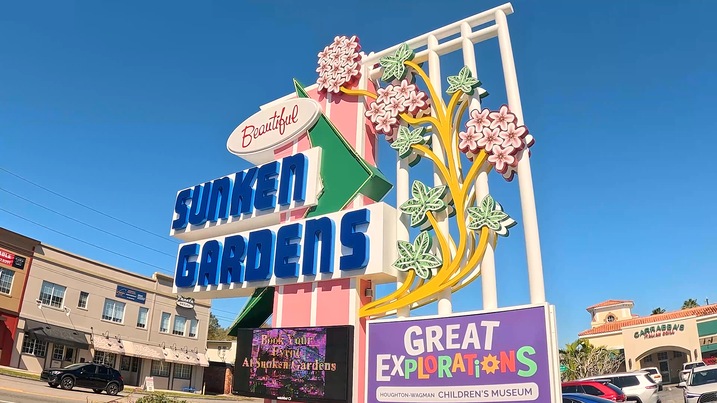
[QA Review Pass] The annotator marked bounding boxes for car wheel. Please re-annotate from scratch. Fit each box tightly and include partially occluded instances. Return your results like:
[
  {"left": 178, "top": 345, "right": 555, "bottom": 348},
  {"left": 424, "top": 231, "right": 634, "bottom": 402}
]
[
  {"left": 60, "top": 376, "right": 74, "bottom": 390},
  {"left": 93, "top": 389, "right": 103, "bottom": 393},
  {"left": 106, "top": 382, "right": 119, "bottom": 396},
  {"left": 48, "top": 382, "right": 59, "bottom": 388}
]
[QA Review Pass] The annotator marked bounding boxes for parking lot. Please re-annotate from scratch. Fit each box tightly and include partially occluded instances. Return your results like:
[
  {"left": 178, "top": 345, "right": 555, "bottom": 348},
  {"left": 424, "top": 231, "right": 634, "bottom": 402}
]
[{"left": 658, "top": 385, "right": 684, "bottom": 403}]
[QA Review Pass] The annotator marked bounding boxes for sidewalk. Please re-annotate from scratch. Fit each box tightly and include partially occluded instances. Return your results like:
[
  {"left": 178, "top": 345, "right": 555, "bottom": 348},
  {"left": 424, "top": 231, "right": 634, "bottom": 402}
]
[{"left": 0, "top": 365, "right": 260, "bottom": 402}]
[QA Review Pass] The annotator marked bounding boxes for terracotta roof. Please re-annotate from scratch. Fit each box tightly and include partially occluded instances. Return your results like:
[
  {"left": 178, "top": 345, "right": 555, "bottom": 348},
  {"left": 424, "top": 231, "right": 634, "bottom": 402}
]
[
  {"left": 579, "top": 304, "right": 717, "bottom": 336},
  {"left": 586, "top": 299, "right": 634, "bottom": 310}
]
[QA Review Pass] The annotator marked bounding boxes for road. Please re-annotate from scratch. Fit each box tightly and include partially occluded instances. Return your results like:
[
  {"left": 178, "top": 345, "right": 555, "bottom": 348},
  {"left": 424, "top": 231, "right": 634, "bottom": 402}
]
[{"left": 0, "top": 374, "right": 260, "bottom": 403}]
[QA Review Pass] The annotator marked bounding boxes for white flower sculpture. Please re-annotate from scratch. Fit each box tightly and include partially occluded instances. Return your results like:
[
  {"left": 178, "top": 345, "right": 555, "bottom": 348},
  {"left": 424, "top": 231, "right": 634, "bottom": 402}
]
[{"left": 316, "top": 35, "right": 362, "bottom": 94}]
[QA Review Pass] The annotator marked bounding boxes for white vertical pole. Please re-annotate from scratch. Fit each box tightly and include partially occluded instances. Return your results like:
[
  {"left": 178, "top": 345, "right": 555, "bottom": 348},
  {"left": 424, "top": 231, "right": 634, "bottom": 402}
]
[
  {"left": 460, "top": 22, "right": 498, "bottom": 311},
  {"left": 495, "top": 9, "right": 545, "bottom": 304},
  {"left": 353, "top": 61, "right": 368, "bottom": 209},
  {"left": 427, "top": 34, "right": 452, "bottom": 315},
  {"left": 396, "top": 156, "right": 410, "bottom": 318}
]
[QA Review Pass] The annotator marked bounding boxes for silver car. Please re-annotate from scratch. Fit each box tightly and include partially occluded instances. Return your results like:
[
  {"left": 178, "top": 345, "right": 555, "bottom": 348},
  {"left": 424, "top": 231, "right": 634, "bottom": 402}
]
[{"left": 680, "top": 364, "right": 717, "bottom": 403}]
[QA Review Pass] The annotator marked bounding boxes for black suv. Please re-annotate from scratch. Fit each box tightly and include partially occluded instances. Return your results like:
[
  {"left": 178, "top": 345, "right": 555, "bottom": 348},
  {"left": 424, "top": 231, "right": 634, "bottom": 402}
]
[{"left": 40, "top": 363, "right": 124, "bottom": 395}]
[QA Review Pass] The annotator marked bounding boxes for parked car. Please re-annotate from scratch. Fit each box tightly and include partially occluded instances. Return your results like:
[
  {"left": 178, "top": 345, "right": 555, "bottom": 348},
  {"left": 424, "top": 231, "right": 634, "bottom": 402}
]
[
  {"left": 681, "top": 361, "right": 707, "bottom": 381},
  {"left": 40, "top": 363, "right": 124, "bottom": 395},
  {"left": 562, "top": 380, "right": 627, "bottom": 402},
  {"left": 582, "top": 372, "right": 659, "bottom": 403},
  {"left": 679, "top": 364, "right": 717, "bottom": 403},
  {"left": 564, "top": 393, "right": 623, "bottom": 403},
  {"left": 639, "top": 367, "right": 663, "bottom": 390}
]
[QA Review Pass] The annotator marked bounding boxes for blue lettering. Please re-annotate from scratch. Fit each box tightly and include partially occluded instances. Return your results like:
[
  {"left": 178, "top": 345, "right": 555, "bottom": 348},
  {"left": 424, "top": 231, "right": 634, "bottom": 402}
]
[
  {"left": 339, "top": 208, "right": 370, "bottom": 270},
  {"left": 188, "top": 182, "right": 212, "bottom": 226},
  {"left": 175, "top": 244, "right": 200, "bottom": 288},
  {"left": 254, "top": 162, "right": 280, "bottom": 211},
  {"left": 171, "top": 188, "right": 193, "bottom": 230},
  {"left": 274, "top": 223, "right": 303, "bottom": 278},
  {"left": 207, "top": 176, "right": 232, "bottom": 222},
  {"left": 230, "top": 167, "right": 257, "bottom": 216},
  {"left": 278, "top": 153, "right": 308, "bottom": 206},
  {"left": 197, "top": 240, "right": 222, "bottom": 286},
  {"left": 220, "top": 235, "right": 246, "bottom": 284},
  {"left": 302, "top": 217, "right": 335, "bottom": 275},
  {"left": 244, "top": 229, "right": 275, "bottom": 281}
]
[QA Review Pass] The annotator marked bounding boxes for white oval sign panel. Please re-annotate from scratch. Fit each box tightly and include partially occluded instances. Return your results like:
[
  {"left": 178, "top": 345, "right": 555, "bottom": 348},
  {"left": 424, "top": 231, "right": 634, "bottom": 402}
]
[{"left": 227, "top": 98, "right": 321, "bottom": 159}]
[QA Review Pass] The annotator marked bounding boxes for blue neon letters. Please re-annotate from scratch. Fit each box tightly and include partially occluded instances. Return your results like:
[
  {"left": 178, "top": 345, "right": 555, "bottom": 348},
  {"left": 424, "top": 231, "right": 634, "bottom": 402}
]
[{"left": 174, "top": 208, "right": 371, "bottom": 288}]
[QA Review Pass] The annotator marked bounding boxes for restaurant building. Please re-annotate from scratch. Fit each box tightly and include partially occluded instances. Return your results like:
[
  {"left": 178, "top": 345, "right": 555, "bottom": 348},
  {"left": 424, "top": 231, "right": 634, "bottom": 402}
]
[
  {"left": 9, "top": 241, "right": 210, "bottom": 391},
  {"left": 0, "top": 228, "right": 39, "bottom": 366},
  {"left": 579, "top": 300, "right": 717, "bottom": 383}
]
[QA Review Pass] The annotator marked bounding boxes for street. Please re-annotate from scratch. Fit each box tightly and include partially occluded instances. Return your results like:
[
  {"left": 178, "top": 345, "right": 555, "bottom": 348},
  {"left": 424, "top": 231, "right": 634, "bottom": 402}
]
[
  {"left": 659, "top": 385, "right": 684, "bottom": 403},
  {"left": 0, "top": 374, "right": 259, "bottom": 403}
]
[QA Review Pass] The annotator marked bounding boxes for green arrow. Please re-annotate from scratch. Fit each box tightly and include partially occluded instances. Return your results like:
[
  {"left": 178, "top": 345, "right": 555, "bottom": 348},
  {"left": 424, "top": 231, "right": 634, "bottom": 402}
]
[{"left": 294, "top": 79, "right": 393, "bottom": 217}]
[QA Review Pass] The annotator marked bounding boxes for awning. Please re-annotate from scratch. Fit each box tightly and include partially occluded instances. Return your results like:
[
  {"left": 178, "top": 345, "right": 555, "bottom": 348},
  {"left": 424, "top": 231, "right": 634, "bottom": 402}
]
[
  {"left": 123, "top": 341, "right": 164, "bottom": 361},
  {"left": 24, "top": 319, "right": 90, "bottom": 349},
  {"left": 163, "top": 347, "right": 208, "bottom": 367},
  {"left": 701, "top": 343, "right": 717, "bottom": 353},
  {"left": 92, "top": 335, "right": 125, "bottom": 355},
  {"left": 227, "top": 286, "right": 274, "bottom": 337}
]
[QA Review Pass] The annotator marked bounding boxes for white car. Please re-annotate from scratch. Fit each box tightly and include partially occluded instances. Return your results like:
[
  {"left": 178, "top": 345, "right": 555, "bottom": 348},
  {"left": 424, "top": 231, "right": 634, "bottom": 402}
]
[
  {"left": 583, "top": 372, "right": 659, "bottom": 403},
  {"left": 682, "top": 361, "right": 708, "bottom": 382},
  {"left": 640, "top": 367, "right": 663, "bottom": 389},
  {"left": 680, "top": 364, "right": 717, "bottom": 403}
]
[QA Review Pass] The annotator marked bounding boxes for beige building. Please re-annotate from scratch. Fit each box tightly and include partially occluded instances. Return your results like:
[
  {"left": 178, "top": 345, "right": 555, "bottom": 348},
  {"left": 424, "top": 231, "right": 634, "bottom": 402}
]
[
  {"left": 10, "top": 242, "right": 211, "bottom": 391},
  {"left": 579, "top": 300, "right": 717, "bottom": 383}
]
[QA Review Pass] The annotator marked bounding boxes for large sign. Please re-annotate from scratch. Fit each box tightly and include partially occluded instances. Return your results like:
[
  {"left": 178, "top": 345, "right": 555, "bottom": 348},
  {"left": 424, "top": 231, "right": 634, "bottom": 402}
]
[
  {"left": 367, "top": 305, "right": 555, "bottom": 403},
  {"left": 227, "top": 98, "right": 322, "bottom": 165},
  {"left": 233, "top": 326, "right": 353, "bottom": 403},
  {"left": 115, "top": 285, "right": 147, "bottom": 304},
  {"left": 174, "top": 202, "right": 397, "bottom": 297},
  {"left": 0, "top": 248, "right": 25, "bottom": 269},
  {"left": 634, "top": 323, "right": 685, "bottom": 339}
]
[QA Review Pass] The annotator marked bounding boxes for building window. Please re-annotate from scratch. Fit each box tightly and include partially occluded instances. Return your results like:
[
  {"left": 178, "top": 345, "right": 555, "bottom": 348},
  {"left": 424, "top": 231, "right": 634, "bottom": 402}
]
[
  {"left": 21, "top": 335, "right": 47, "bottom": 357},
  {"left": 65, "top": 347, "right": 74, "bottom": 361},
  {"left": 675, "top": 351, "right": 683, "bottom": 358},
  {"left": 644, "top": 355, "right": 653, "bottom": 363},
  {"left": 137, "top": 307, "right": 149, "bottom": 329},
  {"left": 151, "top": 360, "right": 170, "bottom": 377},
  {"left": 160, "top": 312, "right": 171, "bottom": 333},
  {"left": 173, "top": 316, "right": 186, "bottom": 336},
  {"left": 39, "top": 281, "right": 66, "bottom": 308},
  {"left": 189, "top": 319, "right": 198, "bottom": 338},
  {"left": 606, "top": 314, "right": 616, "bottom": 322},
  {"left": 657, "top": 352, "right": 668, "bottom": 360},
  {"left": 102, "top": 299, "right": 125, "bottom": 323},
  {"left": 78, "top": 291, "right": 89, "bottom": 309},
  {"left": 174, "top": 363, "right": 192, "bottom": 379},
  {"left": 52, "top": 344, "right": 65, "bottom": 361},
  {"left": 93, "top": 351, "right": 116, "bottom": 367},
  {"left": 0, "top": 268, "right": 14, "bottom": 294},
  {"left": 120, "top": 356, "right": 131, "bottom": 371}
]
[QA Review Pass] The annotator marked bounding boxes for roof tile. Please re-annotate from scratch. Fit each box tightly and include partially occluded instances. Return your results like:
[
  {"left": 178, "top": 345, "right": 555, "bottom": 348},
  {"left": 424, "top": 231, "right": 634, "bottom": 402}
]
[{"left": 579, "top": 304, "right": 717, "bottom": 336}]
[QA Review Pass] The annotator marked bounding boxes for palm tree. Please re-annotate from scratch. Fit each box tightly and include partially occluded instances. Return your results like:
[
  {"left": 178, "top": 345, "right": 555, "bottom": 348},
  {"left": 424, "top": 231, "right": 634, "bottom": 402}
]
[
  {"left": 682, "top": 299, "right": 700, "bottom": 309},
  {"left": 651, "top": 307, "right": 666, "bottom": 315},
  {"left": 559, "top": 339, "right": 623, "bottom": 381}
]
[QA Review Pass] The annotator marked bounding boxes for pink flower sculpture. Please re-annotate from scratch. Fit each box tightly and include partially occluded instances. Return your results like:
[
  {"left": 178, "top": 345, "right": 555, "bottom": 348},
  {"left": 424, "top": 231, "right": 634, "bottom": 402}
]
[
  {"left": 365, "top": 78, "right": 430, "bottom": 142},
  {"left": 316, "top": 35, "right": 362, "bottom": 94},
  {"left": 458, "top": 104, "right": 534, "bottom": 181}
]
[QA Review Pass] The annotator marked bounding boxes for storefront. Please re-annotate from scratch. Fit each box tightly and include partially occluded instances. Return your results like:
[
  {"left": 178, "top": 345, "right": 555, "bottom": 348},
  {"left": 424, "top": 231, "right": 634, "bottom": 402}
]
[
  {"left": 579, "top": 300, "right": 717, "bottom": 383},
  {"left": 9, "top": 240, "right": 210, "bottom": 391}
]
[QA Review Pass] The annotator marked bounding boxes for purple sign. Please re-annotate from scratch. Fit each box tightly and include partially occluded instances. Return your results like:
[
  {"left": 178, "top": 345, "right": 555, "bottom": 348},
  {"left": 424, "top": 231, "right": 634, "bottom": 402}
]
[{"left": 367, "top": 305, "right": 554, "bottom": 403}]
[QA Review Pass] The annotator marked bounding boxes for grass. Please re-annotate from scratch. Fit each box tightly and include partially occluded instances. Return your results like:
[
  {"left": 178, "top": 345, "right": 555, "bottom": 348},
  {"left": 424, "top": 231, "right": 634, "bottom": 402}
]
[{"left": 0, "top": 367, "right": 40, "bottom": 380}]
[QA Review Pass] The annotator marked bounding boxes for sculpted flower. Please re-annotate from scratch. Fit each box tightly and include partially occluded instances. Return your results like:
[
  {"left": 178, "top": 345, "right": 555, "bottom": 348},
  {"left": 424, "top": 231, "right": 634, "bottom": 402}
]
[
  {"left": 499, "top": 123, "right": 527, "bottom": 149},
  {"left": 488, "top": 145, "right": 516, "bottom": 174},
  {"left": 393, "top": 80, "right": 416, "bottom": 102},
  {"left": 489, "top": 105, "right": 516, "bottom": 131},
  {"left": 477, "top": 127, "right": 503, "bottom": 151},
  {"left": 458, "top": 128, "right": 480, "bottom": 153},
  {"left": 376, "top": 85, "right": 397, "bottom": 106},
  {"left": 365, "top": 102, "right": 384, "bottom": 123},
  {"left": 466, "top": 108, "right": 491, "bottom": 132},
  {"left": 385, "top": 96, "right": 406, "bottom": 117},
  {"left": 403, "top": 90, "right": 429, "bottom": 115},
  {"left": 375, "top": 113, "right": 397, "bottom": 134},
  {"left": 316, "top": 35, "right": 362, "bottom": 94}
]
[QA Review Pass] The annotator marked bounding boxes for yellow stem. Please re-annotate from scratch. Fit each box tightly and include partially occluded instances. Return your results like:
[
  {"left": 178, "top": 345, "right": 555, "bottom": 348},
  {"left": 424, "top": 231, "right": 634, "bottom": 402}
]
[
  {"left": 401, "top": 113, "right": 440, "bottom": 130},
  {"left": 446, "top": 92, "right": 463, "bottom": 123},
  {"left": 412, "top": 144, "right": 450, "bottom": 184},
  {"left": 405, "top": 60, "right": 445, "bottom": 119},
  {"left": 462, "top": 151, "right": 488, "bottom": 197},
  {"left": 443, "top": 227, "right": 490, "bottom": 289},
  {"left": 339, "top": 86, "right": 377, "bottom": 100},
  {"left": 360, "top": 270, "right": 416, "bottom": 313},
  {"left": 426, "top": 212, "right": 451, "bottom": 267}
]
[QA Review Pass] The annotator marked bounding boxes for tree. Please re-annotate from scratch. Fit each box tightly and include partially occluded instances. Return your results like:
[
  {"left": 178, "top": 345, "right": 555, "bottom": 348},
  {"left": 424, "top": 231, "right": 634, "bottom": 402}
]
[
  {"left": 207, "top": 312, "right": 227, "bottom": 340},
  {"left": 682, "top": 299, "right": 700, "bottom": 309},
  {"left": 651, "top": 307, "right": 666, "bottom": 315},
  {"left": 560, "top": 339, "right": 624, "bottom": 381}
]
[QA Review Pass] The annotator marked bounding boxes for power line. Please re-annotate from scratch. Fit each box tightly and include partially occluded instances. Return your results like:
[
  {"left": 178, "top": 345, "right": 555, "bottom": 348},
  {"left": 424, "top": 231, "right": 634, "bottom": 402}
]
[
  {"left": 0, "top": 207, "right": 173, "bottom": 274},
  {"left": 1, "top": 187, "right": 176, "bottom": 258},
  {"left": 0, "top": 166, "right": 178, "bottom": 245}
]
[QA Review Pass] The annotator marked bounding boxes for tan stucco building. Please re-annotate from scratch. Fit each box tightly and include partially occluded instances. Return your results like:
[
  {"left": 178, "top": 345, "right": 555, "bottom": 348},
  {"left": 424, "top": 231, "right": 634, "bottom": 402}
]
[
  {"left": 9, "top": 241, "right": 211, "bottom": 391},
  {"left": 579, "top": 300, "right": 717, "bottom": 383}
]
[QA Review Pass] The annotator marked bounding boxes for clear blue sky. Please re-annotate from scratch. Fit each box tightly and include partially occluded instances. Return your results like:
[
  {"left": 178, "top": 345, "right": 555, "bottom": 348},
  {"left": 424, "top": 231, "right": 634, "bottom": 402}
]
[{"left": 2, "top": 0, "right": 716, "bottom": 346}]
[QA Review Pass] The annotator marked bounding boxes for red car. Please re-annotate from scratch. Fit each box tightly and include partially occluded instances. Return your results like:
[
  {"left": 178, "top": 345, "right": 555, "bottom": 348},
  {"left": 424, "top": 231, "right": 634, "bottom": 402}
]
[{"left": 562, "top": 380, "right": 627, "bottom": 402}]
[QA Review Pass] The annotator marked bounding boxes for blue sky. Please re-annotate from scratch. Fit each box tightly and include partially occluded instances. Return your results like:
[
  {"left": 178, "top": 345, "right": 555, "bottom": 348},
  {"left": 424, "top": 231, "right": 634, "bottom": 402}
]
[{"left": 2, "top": 0, "right": 716, "bottom": 346}]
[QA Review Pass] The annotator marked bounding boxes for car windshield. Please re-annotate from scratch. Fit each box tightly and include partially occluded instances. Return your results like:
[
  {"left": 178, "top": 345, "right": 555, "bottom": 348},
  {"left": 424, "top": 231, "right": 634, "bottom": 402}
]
[
  {"left": 645, "top": 369, "right": 658, "bottom": 375},
  {"left": 62, "top": 363, "right": 85, "bottom": 370},
  {"left": 604, "top": 383, "right": 623, "bottom": 394},
  {"left": 690, "top": 369, "right": 717, "bottom": 386},
  {"left": 687, "top": 363, "right": 706, "bottom": 370}
]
